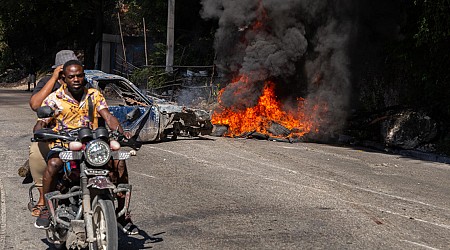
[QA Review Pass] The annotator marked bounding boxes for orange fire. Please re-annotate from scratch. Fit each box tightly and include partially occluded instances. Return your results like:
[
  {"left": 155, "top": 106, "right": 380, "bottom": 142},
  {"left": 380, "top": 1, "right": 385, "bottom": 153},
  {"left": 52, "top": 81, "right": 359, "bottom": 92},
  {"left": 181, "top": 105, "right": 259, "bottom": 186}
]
[
  {"left": 212, "top": 77, "right": 316, "bottom": 138},
  {"left": 211, "top": 1, "right": 322, "bottom": 138}
]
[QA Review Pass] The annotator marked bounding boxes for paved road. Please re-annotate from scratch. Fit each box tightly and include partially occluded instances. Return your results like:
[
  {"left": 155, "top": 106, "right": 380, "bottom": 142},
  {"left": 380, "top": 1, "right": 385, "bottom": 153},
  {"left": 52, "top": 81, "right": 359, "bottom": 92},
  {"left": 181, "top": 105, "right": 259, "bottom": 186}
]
[{"left": 0, "top": 88, "right": 450, "bottom": 249}]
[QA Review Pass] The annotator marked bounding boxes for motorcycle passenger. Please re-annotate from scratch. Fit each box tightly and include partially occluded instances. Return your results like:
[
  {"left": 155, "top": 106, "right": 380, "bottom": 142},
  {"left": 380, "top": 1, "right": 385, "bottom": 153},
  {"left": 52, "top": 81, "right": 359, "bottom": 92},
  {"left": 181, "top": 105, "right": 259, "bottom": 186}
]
[{"left": 33, "top": 59, "right": 139, "bottom": 234}]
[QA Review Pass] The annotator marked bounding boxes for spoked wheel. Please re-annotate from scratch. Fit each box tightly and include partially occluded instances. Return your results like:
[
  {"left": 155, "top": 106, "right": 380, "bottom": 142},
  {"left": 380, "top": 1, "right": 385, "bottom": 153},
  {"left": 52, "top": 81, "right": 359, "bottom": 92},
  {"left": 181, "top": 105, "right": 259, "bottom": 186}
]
[{"left": 92, "top": 199, "right": 118, "bottom": 250}]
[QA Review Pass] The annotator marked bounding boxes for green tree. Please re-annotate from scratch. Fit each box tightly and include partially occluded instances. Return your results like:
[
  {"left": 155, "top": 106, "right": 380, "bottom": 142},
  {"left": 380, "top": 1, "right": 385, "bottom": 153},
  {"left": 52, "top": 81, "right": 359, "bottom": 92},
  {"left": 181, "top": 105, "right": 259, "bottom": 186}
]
[
  {"left": 413, "top": 0, "right": 450, "bottom": 48},
  {"left": 0, "top": 0, "right": 215, "bottom": 72},
  {"left": 372, "top": 0, "right": 450, "bottom": 118},
  {"left": 121, "top": 0, "right": 216, "bottom": 66},
  {"left": 407, "top": 0, "right": 449, "bottom": 117},
  {"left": 0, "top": 19, "right": 12, "bottom": 71},
  {"left": 0, "top": 0, "right": 115, "bottom": 72}
]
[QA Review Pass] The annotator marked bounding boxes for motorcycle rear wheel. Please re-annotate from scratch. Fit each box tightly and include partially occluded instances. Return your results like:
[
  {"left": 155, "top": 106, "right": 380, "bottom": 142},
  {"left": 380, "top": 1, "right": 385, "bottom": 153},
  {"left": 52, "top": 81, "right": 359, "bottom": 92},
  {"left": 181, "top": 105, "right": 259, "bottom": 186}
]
[{"left": 92, "top": 199, "right": 118, "bottom": 250}]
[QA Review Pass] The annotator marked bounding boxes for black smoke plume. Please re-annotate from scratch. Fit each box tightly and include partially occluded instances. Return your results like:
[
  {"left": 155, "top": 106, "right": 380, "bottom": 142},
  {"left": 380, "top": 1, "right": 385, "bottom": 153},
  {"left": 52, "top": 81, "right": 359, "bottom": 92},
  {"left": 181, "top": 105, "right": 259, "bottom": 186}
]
[{"left": 201, "top": 0, "right": 404, "bottom": 136}]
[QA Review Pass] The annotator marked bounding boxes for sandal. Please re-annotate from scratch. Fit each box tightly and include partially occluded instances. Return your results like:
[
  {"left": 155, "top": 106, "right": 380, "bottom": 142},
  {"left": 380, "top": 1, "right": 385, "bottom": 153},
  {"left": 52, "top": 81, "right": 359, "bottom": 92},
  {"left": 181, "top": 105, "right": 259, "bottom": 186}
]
[
  {"left": 118, "top": 221, "right": 139, "bottom": 235},
  {"left": 31, "top": 205, "right": 45, "bottom": 217},
  {"left": 118, "top": 216, "right": 139, "bottom": 235}
]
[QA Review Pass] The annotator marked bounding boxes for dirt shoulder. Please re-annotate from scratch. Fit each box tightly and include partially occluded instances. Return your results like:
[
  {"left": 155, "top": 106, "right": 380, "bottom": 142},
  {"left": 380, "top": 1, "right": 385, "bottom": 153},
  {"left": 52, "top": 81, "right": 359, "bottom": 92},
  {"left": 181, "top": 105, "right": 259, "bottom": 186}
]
[{"left": 0, "top": 78, "right": 32, "bottom": 90}]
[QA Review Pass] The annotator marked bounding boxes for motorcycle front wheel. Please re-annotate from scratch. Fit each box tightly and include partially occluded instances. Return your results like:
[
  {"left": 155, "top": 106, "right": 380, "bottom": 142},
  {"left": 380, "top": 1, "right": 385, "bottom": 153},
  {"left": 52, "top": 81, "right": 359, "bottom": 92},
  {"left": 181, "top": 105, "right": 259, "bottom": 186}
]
[{"left": 92, "top": 199, "right": 118, "bottom": 250}]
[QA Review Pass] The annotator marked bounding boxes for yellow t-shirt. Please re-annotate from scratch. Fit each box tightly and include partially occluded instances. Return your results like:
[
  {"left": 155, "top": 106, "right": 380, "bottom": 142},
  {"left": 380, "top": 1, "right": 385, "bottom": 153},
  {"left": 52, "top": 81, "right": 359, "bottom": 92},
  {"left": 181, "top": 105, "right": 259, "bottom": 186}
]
[{"left": 39, "top": 84, "right": 108, "bottom": 131}]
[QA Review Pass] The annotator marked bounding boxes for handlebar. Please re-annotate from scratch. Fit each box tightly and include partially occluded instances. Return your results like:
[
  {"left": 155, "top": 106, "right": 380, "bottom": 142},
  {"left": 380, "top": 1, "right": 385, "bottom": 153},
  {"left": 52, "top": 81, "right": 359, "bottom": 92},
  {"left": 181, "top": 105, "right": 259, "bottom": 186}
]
[
  {"left": 32, "top": 127, "right": 124, "bottom": 143},
  {"left": 33, "top": 128, "right": 77, "bottom": 142}
]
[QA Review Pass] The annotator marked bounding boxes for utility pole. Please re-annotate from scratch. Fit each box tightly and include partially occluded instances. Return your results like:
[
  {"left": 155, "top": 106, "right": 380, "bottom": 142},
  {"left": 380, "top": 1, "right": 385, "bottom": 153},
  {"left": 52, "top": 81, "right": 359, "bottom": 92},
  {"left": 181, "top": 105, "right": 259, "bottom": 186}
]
[
  {"left": 118, "top": 12, "right": 128, "bottom": 77},
  {"left": 165, "top": 0, "right": 175, "bottom": 73},
  {"left": 143, "top": 17, "right": 148, "bottom": 66}
]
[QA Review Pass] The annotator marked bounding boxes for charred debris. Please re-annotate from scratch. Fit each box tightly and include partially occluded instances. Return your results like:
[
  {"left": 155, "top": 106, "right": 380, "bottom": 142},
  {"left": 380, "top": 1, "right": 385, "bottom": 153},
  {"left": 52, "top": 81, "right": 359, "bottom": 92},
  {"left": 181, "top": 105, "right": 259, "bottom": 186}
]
[{"left": 211, "top": 106, "right": 443, "bottom": 157}]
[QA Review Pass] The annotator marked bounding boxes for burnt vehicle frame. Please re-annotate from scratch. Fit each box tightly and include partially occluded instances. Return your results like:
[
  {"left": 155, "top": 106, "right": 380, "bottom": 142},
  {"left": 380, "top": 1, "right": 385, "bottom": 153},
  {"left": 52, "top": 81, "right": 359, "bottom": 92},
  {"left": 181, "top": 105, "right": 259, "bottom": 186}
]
[{"left": 85, "top": 70, "right": 213, "bottom": 148}]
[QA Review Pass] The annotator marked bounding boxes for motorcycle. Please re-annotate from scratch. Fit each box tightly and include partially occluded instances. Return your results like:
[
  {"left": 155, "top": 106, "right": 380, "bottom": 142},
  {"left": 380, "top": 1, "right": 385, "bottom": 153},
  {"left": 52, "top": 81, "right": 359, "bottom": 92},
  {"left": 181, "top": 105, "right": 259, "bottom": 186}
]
[{"left": 28, "top": 106, "right": 133, "bottom": 249}]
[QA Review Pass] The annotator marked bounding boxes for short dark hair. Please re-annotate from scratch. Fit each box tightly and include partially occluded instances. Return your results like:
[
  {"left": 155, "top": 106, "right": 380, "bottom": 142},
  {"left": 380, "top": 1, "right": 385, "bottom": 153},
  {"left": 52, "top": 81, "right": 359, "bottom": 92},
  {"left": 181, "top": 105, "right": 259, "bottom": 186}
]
[{"left": 63, "top": 60, "right": 83, "bottom": 72}]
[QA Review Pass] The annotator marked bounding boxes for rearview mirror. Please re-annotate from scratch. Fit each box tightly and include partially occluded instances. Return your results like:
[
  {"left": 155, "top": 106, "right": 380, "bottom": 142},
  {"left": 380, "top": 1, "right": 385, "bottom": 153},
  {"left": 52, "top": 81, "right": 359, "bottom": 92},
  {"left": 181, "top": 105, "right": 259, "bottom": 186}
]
[{"left": 36, "top": 106, "right": 54, "bottom": 118}]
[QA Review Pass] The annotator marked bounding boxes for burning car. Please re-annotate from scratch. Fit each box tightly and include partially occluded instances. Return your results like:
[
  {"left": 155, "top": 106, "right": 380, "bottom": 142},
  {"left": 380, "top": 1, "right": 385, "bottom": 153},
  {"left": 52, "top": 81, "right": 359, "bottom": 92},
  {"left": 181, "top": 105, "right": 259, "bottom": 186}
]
[{"left": 84, "top": 70, "right": 213, "bottom": 149}]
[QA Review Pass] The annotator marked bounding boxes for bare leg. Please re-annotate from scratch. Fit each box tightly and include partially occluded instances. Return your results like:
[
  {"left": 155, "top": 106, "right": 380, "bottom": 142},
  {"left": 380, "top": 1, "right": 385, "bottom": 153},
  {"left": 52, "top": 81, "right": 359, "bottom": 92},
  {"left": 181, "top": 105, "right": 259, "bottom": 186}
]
[
  {"left": 36, "top": 187, "right": 45, "bottom": 206},
  {"left": 110, "top": 160, "right": 138, "bottom": 234},
  {"left": 42, "top": 157, "right": 63, "bottom": 196},
  {"left": 35, "top": 156, "right": 63, "bottom": 229},
  {"left": 110, "top": 160, "right": 129, "bottom": 213}
]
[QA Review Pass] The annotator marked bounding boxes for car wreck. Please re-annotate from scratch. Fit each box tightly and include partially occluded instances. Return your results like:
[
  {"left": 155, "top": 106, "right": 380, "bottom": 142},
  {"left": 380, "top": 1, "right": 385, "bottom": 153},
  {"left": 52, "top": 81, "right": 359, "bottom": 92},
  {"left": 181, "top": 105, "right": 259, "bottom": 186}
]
[{"left": 84, "top": 70, "right": 213, "bottom": 149}]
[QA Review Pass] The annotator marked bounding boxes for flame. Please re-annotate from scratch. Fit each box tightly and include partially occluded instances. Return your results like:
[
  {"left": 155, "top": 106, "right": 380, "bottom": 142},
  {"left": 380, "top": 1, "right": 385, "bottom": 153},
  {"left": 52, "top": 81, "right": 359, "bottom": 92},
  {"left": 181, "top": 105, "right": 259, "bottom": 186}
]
[
  {"left": 212, "top": 1, "right": 324, "bottom": 139},
  {"left": 212, "top": 78, "right": 317, "bottom": 138}
]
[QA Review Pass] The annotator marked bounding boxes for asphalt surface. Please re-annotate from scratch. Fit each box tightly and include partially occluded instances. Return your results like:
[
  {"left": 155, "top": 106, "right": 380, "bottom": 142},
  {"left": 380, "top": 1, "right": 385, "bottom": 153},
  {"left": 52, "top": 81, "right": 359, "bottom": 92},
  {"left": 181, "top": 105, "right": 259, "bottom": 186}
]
[{"left": 0, "top": 88, "right": 450, "bottom": 249}]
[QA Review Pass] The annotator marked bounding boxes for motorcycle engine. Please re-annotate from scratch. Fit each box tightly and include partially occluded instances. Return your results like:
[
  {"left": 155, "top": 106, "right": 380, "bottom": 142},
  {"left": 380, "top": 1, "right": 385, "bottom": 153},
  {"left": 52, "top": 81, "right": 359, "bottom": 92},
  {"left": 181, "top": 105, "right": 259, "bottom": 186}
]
[{"left": 55, "top": 204, "right": 77, "bottom": 223}]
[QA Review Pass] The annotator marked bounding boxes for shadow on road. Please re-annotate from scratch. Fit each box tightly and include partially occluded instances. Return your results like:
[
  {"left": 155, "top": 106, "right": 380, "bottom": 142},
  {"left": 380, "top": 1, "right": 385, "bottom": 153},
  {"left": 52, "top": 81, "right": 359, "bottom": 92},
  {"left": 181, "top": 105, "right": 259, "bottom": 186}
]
[
  {"left": 119, "top": 230, "right": 164, "bottom": 249},
  {"left": 40, "top": 229, "right": 164, "bottom": 249}
]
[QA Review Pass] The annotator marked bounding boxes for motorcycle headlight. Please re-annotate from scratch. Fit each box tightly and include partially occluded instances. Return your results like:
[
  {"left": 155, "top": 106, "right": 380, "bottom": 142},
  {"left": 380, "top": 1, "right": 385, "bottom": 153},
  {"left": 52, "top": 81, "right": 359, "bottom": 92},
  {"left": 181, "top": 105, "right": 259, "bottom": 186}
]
[{"left": 85, "top": 140, "right": 111, "bottom": 167}]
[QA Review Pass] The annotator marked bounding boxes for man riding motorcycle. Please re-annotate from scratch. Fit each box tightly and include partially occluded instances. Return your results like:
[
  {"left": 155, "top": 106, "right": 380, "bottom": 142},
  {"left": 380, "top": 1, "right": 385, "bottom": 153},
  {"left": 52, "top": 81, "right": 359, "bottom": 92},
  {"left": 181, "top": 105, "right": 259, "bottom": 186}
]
[
  {"left": 28, "top": 50, "right": 79, "bottom": 218},
  {"left": 32, "top": 59, "right": 138, "bottom": 234}
]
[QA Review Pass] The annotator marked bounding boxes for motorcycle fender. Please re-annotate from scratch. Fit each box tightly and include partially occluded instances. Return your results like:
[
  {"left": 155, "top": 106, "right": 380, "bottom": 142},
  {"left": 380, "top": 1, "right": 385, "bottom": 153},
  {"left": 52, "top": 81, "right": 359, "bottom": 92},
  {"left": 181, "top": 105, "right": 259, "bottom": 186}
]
[{"left": 87, "top": 176, "right": 116, "bottom": 189}]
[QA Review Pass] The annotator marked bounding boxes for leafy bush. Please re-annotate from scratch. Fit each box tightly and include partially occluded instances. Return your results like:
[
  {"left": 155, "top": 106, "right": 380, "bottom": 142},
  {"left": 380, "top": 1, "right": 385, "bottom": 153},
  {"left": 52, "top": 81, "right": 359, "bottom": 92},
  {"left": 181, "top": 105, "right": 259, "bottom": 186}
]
[{"left": 130, "top": 67, "right": 168, "bottom": 89}]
